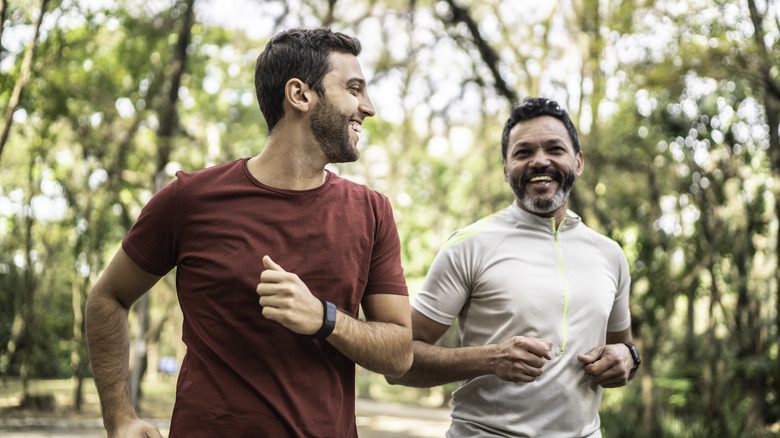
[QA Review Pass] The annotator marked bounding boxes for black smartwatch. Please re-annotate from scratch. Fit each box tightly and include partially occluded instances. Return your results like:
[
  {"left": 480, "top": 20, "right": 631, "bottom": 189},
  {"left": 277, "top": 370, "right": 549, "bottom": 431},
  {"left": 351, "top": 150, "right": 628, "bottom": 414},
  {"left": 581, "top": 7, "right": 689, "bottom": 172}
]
[
  {"left": 311, "top": 298, "right": 337, "bottom": 339},
  {"left": 623, "top": 343, "right": 641, "bottom": 378}
]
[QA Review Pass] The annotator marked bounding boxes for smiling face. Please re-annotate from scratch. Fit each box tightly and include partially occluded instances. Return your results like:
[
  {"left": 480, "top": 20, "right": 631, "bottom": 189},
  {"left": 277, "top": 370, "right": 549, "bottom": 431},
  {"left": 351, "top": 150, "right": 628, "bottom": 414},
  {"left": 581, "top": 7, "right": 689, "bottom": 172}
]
[
  {"left": 310, "top": 51, "right": 375, "bottom": 163},
  {"left": 503, "top": 116, "right": 584, "bottom": 221}
]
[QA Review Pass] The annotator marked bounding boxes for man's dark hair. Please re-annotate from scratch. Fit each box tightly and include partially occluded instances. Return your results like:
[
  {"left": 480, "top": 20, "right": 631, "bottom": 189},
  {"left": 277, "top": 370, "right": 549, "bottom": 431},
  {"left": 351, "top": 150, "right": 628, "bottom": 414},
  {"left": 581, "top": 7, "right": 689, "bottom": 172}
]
[
  {"left": 501, "top": 97, "right": 580, "bottom": 159},
  {"left": 254, "top": 28, "right": 362, "bottom": 133}
]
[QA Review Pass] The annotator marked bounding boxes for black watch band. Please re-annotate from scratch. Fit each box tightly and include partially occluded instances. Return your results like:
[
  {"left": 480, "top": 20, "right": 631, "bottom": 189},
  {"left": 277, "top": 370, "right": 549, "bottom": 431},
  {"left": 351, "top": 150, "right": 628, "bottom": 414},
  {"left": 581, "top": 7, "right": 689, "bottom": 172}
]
[
  {"left": 623, "top": 343, "right": 641, "bottom": 375},
  {"left": 311, "top": 298, "right": 337, "bottom": 339}
]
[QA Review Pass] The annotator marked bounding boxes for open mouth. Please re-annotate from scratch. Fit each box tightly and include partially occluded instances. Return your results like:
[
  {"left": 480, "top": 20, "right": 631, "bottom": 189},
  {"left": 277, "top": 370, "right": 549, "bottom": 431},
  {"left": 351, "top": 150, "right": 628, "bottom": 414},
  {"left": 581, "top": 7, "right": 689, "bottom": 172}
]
[
  {"left": 349, "top": 121, "right": 362, "bottom": 134},
  {"left": 525, "top": 172, "right": 559, "bottom": 185},
  {"left": 529, "top": 175, "right": 553, "bottom": 183}
]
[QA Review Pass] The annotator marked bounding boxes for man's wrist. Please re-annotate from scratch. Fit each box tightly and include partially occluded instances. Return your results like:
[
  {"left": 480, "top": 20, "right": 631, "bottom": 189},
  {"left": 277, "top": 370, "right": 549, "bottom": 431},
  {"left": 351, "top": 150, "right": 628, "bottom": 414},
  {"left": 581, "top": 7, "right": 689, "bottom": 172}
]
[
  {"left": 311, "top": 298, "right": 337, "bottom": 339},
  {"left": 103, "top": 410, "right": 141, "bottom": 434},
  {"left": 622, "top": 342, "right": 641, "bottom": 379}
]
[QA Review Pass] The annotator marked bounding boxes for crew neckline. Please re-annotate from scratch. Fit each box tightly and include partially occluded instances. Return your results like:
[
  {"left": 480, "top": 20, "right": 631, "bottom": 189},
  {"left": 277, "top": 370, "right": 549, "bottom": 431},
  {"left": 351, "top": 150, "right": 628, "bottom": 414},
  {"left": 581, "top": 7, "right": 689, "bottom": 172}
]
[{"left": 241, "top": 157, "right": 333, "bottom": 196}]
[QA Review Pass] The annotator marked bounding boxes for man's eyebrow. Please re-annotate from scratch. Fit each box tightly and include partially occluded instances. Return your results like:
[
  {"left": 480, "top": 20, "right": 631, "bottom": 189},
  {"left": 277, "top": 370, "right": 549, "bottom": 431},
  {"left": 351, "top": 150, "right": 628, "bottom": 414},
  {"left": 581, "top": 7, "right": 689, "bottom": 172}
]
[
  {"left": 347, "top": 77, "right": 366, "bottom": 86},
  {"left": 511, "top": 136, "right": 568, "bottom": 148}
]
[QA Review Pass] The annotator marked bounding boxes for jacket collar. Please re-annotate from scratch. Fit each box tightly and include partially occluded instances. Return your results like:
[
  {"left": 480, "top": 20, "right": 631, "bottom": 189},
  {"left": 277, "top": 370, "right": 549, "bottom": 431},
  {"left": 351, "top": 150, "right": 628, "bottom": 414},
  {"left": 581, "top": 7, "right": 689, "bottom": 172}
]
[{"left": 508, "top": 202, "right": 581, "bottom": 233}]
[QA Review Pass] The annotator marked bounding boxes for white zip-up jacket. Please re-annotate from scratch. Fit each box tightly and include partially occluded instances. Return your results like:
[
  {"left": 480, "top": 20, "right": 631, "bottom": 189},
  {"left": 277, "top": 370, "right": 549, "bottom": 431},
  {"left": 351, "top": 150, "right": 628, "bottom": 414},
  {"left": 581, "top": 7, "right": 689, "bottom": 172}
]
[{"left": 413, "top": 203, "right": 632, "bottom": 437}]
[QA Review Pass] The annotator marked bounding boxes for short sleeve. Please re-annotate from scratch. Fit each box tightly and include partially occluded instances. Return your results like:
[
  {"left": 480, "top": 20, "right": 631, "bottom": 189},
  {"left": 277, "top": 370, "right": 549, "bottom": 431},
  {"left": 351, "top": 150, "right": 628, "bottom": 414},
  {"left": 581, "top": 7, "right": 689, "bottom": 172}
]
[
  {"left": 607, "top": 248, "right": 632, "bottom": 332},
  {"left": 363, "top": 194, "right": 408, "bottom": 296},
  {"left": 411, "top": 241, "right": 472, "bottom": 326},
  {"left": 122, "top": 178, "right": 180, "bottom": 276}
]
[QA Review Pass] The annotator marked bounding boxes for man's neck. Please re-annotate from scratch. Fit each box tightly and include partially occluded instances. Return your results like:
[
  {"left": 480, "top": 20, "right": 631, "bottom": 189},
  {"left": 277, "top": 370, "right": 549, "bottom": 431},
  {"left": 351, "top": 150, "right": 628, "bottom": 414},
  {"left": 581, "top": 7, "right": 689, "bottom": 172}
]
[
  {"left": 248, "top": 136, "right": 329, "bottom": 191},
  {"left": 514, "top": 200, "right": 568, "bottom": 229}
]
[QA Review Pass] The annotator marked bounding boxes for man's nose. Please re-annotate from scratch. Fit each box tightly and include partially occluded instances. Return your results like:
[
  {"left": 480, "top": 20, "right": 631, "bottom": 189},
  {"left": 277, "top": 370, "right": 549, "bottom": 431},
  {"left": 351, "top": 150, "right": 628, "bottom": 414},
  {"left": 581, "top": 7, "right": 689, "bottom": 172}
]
[
  {"left": 528, "top": 150, "right": 551, "bottom": 167},
  {"left": 359, "top": 94, "right": 375, "bottom": 118}
]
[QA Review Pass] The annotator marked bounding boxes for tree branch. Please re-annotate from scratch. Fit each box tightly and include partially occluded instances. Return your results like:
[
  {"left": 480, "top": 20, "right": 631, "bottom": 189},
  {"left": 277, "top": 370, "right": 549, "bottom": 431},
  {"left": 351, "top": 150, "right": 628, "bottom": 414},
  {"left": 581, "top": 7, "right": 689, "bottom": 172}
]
[
  {"left": 0, "top": 0, "right": 50, "bottom": 164},
  {"left": 0, "top": 0, "right": 8, "bottom": 60},
  {"left": 440, "top": 0, "right": 517, "bottom": 104},
  {"left": 155, "top": 0, "right": 196, "bottom": 189}
]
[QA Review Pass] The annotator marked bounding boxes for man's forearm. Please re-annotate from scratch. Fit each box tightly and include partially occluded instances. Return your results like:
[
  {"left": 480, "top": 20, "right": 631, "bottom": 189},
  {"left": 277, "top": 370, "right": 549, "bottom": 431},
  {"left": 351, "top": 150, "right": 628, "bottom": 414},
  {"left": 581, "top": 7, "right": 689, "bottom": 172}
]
[
  {"left": 387, "top": 340, "right": 495, "bottom": 387},
  {"left": 85, "top": 292, "right": 138, "bottom": 431},
  {"left": 326, "top": 312, "right": 413, "bottom": 378}
]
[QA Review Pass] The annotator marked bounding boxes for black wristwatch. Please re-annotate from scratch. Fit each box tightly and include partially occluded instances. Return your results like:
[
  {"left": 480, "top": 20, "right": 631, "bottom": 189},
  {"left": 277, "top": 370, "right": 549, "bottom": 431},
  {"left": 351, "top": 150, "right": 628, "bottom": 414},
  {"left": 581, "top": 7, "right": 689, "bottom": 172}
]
[
  {"left": 623, "top": 343, "right": 641, "bottom": 378},
  {"left": 311, "top": 298, "right": 337, "bottom": 339}
]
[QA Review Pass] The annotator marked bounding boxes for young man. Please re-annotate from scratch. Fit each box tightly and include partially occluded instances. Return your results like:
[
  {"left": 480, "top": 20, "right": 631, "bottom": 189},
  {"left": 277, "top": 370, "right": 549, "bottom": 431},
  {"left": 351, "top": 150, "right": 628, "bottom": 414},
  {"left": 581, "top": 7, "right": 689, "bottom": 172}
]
[
  {"left": 389, "top": 97, "right": 640, "bottom": 437},
  {"left": 86, "top": 28, "right": 413, "bottom": 438}
]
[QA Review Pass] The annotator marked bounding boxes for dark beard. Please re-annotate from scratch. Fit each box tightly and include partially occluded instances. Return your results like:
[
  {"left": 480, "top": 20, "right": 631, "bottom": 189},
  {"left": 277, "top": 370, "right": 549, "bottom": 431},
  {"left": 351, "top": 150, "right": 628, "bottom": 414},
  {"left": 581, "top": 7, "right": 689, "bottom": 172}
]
[
  {"left": 310, "top": 96, "right": 358, "bottom": 163},
  {"left": 510, "top": 167, "right": 577, "bottom": 215}
]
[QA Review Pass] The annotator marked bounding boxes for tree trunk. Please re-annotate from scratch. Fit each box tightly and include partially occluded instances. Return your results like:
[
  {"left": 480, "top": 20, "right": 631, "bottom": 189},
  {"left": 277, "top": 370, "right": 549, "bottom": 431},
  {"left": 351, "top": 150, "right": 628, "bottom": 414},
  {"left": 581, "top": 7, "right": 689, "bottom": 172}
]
[
  {"left": 322, "top": 0, "right": 337, "bottom": 27},
  {"left": 734, "top": 234, "right": 763, "bottom": 428},
  {"left": 71, "top": 273, "right": 91, "bottom": 412},
  {"left": 639, "top": 343, "right": 653, "bottom": 437},
  {"left": 571, "top": 0, "right": 606, "bottom": 229},
  {"left": 694, "top": 179, "right": 728, "bottom": 433},
  {"left": 130, "top": 0, "right": 196, "bottom": 411},
  {"left": 745, "top": 0, "right": 780, "bottom": 422},
  {"left": 0, "top": 0, "right": 49, "bottom": 163},
  {"left": 0, "top": 0, "right": 8, "bottom": 60},
  {"left": 639, "top": 165, "right": 667, "bottom": 437},
  {"left": 71, "top": 109, "right": 145, "bottom": 411},
  {"left": 18, "top": 154, "right": 37, "bottom": 397}
]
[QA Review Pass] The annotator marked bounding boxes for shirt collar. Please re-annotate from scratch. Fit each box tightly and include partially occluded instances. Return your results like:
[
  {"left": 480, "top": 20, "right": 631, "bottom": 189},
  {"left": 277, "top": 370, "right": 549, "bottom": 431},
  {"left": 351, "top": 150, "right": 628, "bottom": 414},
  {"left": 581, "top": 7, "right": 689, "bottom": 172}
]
[{"left": 508, "top": 202, "right": 582, "bottom": 233}]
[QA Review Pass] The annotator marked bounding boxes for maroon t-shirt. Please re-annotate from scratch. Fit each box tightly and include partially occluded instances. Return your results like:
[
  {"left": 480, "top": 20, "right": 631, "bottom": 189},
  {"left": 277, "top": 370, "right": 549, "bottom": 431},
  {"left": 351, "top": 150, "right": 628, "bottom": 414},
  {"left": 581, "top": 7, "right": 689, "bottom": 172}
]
[{"left": 122, "top": 158, "right": 407, "bottom": 437}]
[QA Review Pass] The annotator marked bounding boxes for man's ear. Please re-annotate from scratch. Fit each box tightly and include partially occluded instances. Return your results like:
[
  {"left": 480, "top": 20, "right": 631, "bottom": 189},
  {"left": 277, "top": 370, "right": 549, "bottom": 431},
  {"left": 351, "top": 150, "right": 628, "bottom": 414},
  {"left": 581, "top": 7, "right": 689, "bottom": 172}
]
[
  {"left": 575, "top": 151, "right": 584, "bottom": 177},
  {"left": 284, "top": 78, "right": 316, "bottom": 113},
  {"left": 502, "top": 159, "right": 509, "bottom": 182}
]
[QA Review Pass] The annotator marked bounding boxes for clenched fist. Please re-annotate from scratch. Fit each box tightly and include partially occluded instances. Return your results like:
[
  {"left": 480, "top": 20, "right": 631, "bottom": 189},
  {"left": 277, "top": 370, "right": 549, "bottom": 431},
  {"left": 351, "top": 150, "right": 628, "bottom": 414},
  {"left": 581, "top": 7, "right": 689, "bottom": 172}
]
[
  {"left": 256, "top": 256, "right": 324, "bottom": 336},
  {"left": 492, "top": 336, "right": 552, "bottom": 383}
]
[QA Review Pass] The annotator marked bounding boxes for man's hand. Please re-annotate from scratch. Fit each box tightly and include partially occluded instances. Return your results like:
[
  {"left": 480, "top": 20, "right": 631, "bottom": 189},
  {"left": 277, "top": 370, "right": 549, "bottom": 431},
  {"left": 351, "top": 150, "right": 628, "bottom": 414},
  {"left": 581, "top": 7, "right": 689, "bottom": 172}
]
[
  {"left": 492, "top": 336, "right": 553, "bottom": 383},
  {"left": 577, "top": 344, "right": 634, "bottom": 388},
  {"left": 256, "top": 256, "right": 324, "bottom": 335},
  {"left": 107, "top": 418, "right": 163, "bottom": 438}
]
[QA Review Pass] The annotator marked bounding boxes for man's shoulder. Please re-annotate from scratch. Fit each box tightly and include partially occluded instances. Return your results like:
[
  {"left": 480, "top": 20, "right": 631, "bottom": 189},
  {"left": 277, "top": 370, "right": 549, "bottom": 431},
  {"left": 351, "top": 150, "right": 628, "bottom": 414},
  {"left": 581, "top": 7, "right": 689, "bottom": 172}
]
[
  {"left": 441, "top": 207, "right": 512, "bottom": 251},
  {"left": 328, "top": 171, "right": 392, "bottom": 203},
  {"left": 574, "top": 220, "right": 627, "bottom": 260},
  {"left": 142, "top": 160, "right": 248, "bottom": 210},
  {"left": 577, "top": 220, "right": 620, "bottom": 244},
  {"left": 173, "top": 159, "right": 245, "bottom": 183}
]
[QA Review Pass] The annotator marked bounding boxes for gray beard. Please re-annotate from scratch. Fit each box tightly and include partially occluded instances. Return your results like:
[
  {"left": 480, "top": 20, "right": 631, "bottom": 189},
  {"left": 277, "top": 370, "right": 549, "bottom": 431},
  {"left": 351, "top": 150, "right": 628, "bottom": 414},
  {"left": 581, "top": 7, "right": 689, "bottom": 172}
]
[
  {"left": 516, "top": 185, "right": 570, "bottom": 214},
  {"left": 510, "top": 169, "right": 576, "bottom": 215}
]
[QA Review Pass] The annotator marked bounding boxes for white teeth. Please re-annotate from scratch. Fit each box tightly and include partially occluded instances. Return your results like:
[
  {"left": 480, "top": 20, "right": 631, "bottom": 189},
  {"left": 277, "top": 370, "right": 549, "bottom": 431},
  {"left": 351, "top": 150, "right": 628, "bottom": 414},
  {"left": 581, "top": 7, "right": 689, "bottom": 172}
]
[
  {"left": 350, "top": 122, "right": 361, "bottom": 133},
  {"left": 530, "top": 175, "right": 553, "bottom": 182}
]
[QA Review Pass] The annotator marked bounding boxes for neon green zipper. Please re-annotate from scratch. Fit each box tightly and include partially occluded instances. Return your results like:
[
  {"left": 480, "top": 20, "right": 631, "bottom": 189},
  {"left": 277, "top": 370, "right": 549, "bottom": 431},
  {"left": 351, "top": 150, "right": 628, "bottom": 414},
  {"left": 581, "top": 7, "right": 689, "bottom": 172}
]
[{"left": 553, "top": 217, "right": 569, "bottom": 353}]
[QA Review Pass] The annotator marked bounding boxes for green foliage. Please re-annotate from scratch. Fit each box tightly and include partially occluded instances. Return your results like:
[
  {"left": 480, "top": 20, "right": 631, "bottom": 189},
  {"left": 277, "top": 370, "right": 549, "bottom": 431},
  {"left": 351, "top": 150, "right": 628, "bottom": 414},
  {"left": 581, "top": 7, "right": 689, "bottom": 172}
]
[{"left": 0, "top": 1, "right": 778, "bottom": 436}]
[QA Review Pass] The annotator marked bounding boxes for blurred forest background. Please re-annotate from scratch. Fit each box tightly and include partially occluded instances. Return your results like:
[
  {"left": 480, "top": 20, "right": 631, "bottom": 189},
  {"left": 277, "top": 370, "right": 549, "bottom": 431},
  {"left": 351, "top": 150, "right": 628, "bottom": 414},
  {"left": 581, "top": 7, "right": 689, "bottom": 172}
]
[{"left": 0, "top": 0, "right": 779, "bottom": 436}]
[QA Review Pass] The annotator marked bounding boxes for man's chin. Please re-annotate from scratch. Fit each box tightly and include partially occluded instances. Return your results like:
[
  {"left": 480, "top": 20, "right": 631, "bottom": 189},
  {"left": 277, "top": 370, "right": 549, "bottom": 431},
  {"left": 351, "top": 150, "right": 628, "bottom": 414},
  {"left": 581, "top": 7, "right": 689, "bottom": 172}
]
[
  {"left": 522, "top": 201, "right": 556, "bottom": 215},
  {"left": 517, "top": 193, "right": 564, "bottom": 215},
  {"left": 328, "top": 150, "right": 360, "bottom": 163},
  {"left": 345, "top": 145, "right": 360, "bottom": 162}
]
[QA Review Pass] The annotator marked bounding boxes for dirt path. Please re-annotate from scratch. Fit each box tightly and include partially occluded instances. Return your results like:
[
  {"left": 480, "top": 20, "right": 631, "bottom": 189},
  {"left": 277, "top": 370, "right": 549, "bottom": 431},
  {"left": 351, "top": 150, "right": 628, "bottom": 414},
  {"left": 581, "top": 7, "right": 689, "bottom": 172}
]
[{"left": 0, "top": 398, "right": 451, "bottom": 438}]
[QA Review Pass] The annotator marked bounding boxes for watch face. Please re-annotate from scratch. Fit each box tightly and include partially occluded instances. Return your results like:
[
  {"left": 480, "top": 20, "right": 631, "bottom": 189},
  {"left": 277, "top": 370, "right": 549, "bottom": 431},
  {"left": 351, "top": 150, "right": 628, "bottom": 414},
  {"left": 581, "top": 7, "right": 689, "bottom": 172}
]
[{"left": 625, "top": 343, "right": 640, "bottom": 366}]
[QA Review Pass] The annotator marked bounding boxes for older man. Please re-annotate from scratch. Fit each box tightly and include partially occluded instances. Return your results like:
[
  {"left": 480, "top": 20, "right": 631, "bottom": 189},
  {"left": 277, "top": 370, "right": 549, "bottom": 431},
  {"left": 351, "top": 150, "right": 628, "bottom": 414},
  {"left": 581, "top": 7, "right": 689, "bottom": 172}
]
[{"left": 389, "top": 97, "right": 640, "bottom": 437}]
